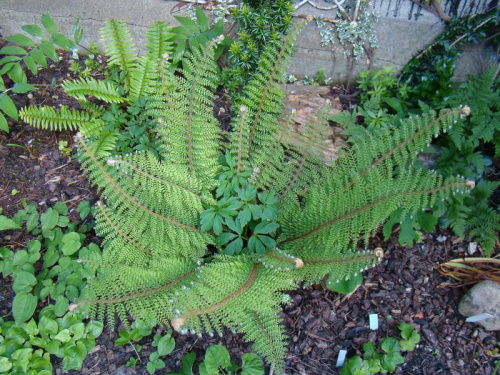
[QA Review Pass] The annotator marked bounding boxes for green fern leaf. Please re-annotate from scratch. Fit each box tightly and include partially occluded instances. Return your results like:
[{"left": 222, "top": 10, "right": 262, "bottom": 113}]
[
  {"left": 19, "top": 105, "right": 98, "bottom": 131},
  {"left": 62, "top": 77, "right": 126, "bottom": 103},
  {"left": 100, "top": 19, "right": 137, "bottom": 88}
]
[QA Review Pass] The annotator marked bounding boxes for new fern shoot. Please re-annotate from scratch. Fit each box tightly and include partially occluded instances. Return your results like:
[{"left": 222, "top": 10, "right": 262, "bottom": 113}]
[{"left": 22, "top": 18, "right": 475, "bottom": 373}]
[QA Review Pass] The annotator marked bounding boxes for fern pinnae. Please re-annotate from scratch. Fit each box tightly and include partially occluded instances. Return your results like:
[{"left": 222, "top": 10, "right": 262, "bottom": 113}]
[
  {"left": 172, "top": 263, "right": 260, "bottom": 331},
  {"left": 62, "top": 77, "right": 126, "bottom": 103},
  {"left": 344, "top": 107, "right": 470, "bottom": 190},
  {"left": 76, "top": 133, "right": 200, "bottom": 232},
  {"left": 19, "top": 105, "right": 95, "bottom": 131},
  {"left": 95, "top": 201, "right": 152, "bottom": 257},
  {"left": 101, "top": 19, "right": 137, "bottom": 88},
  {"left": 237, "top": 106, "right": 247, "bottom": 173},
  {"left": 280, "top": 178, "right": 470, "bottom": 247},
  {"left": 146, "top": 21, "right": 174, "bottom": 61},
  {"left": 246, "top": 22, "right": 305, "bottom": 155}
]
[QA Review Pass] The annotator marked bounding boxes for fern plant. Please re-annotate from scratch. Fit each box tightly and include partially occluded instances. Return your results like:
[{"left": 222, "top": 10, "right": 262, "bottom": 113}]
[
  {"left": 53, "top": 20, "right": 476, "bottom": 372},
  {"left": 19, "top": 19, "right": 175, "bottom": 156}
]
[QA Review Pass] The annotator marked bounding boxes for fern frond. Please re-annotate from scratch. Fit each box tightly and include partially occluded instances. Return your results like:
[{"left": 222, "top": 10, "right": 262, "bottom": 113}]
[
  {"left": 89, "top": 130, "right": 118, "bottom": 157},
  {"left": 77, "top": 257, "right": 198, "bottom": 329},
  {"left": 62, "top": 77, "right": 126, "bottom": 103},
  {"left": 129, "top": 56, "right": 155, "bottom": 101},
  {"left": 156, "top": 39, "right": 222, "bottom": 186},
  {"left": 240, "top": 311, "right": 287, "bottom": 373},
  {"left": 146, "top": 21, "right": 174, "bottom": 61},
  {"left": 19, "top": 105, "right": 98, "bottom": 131},
  {"left": 278, "top": 108, "right": 472, "bottom": 257},
  {"left": 229, "top": 21, "right": 305, "bottom": 173},
  {"left": 75, "top": 134, "right": 212, "bottom": 258},
  {"left": 100, "top": 19, "right": 137, "bottom": 89}
]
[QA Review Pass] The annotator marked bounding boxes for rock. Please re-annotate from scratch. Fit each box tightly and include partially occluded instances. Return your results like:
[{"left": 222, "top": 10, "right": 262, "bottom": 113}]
[
  {"left": 459, "top": 280, "right": 500, "bottom": 331},
  {"left": 468, "top": 242, "right": 478, "bottom": 255}
]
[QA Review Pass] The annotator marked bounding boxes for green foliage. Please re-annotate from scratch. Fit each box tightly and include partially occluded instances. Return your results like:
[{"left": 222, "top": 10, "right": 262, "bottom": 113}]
[
  {"left": 400, "top": 9, "right": 500, "bottom": 108},
  {"left": 21, "top": 20, "right": 174, "bottom": 157},
  {"left": 341, "top": 323, "right": 420, "bottom": 374},
  {"left": 169, "top": 7, "right": 231, "bottom": 71},
  {"left": 60, "top": 21, "right": 473, "bottom": 372},
  {"left": 223, "top": 0, "right": 294, "bottom": 97},
  {"left": 0, "top": 202, "right": 103, "bottom": 372},
  {"left": 200, "top": 152, "right": 279, "bottom": 255},
  {"left": 0, "top": 14, "right": 81, "bottom": 132},
  {"left": 170, "top": 344, "right": 264, "bottom": 375}
]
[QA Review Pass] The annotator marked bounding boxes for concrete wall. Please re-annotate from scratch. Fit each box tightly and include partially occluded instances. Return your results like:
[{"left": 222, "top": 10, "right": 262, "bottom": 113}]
[{"left": 0, "top": 0, "right": 495, "bottom": 83}]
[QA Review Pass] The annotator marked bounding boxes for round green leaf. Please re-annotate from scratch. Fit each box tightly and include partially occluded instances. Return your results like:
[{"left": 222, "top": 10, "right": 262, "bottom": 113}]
[
  {"left": 85, "top": 321, "right": 103, "bottom": 339},
  {"left": 241, "top": 353, "right": 264, "bottom": 375},
  {"left": 326, "top": 272, "right": 363, "bottom": 295},
  {"left": 39, "top": 316, "right": 59, "bottom": 335},
  {"left": 0, "top": 215, "right": 21, "bottom": 230},
  {"left": 12, "top": 250, "right": 29, "bottom": 266},
  {"left": 0, "top": 357, "right": 12, "bottom": 372},
  {"left": 12, "top": 293, "right": 38, "bottom": 324},
  {"left": 13, "top": 270, "right": 36, "bottom": 293},
  {"left": 41, "top": 208, "right": 59, "bottom": 231},
  {"left": 54, "top": 295, "right": 69, "bottom": 317},
  {"left": 204, "top": 345, "right": 231, "bottom": 375},
  {"left": 157, "top": 336, "right": 175, "bottom": 357},
  {"left": 54, "top": 329, "right": 71, "bottom": 343}
]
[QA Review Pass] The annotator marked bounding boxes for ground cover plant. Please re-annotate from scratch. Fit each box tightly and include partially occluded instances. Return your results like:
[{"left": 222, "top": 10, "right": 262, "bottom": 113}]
[
  {"left": 16, "top": 16, "right": 475, "bottom": 372},
  {"left": 0, "top": 202, "right": 104, "bottom": 373}
]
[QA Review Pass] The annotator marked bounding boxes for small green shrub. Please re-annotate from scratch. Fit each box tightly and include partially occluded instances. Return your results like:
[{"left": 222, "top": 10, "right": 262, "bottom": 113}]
[{"left": 341, "top": 323, "right": 420, "bottom": 375}]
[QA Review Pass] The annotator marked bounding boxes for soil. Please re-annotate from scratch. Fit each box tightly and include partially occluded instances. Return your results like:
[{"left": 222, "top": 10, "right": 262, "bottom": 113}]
[{"left": 0, "top": 50, "right": 498, "bottom": 375}]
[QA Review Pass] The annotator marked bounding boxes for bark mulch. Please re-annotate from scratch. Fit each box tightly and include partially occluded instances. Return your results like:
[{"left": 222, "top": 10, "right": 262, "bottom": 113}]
[{"left": 0, "top": 52, "right": 498, "bottom": 375}]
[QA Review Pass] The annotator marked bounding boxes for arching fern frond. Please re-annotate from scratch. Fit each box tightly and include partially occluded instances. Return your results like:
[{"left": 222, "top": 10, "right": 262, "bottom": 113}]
[
  {"left": 229, "top": 21, "right": 305, "bottom": 173},
  {"left": 129, "top": 56, "right": 155, "bottom": 101},
  {"left": 75, "top": 134, "right": 212, "bottom": 258},
  {"left": 19, "top": 105, "right": 98, "bottom": 131},
  {"left": 101, "top": 19, "right": 137, "bottom": 89},
  {"left": 62, "top": 77, "right": 126, "bottom": 103},
  {"left": 156, "top": 39, "right": 223, "bottom": 187}
]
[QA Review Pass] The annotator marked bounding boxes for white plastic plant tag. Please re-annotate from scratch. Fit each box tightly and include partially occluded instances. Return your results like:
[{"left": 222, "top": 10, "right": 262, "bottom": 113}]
[
  {"left": 369, "top": 313, "right": 379, "bottom": 330},
  {"left": 466, "top": 313, "right": 493, "bottom": 323},
  {"left": 336, "top": 349, "right": 347, "bottom": 367}
]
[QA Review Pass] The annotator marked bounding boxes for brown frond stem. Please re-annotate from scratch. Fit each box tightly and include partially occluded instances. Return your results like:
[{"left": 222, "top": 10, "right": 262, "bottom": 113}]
[{"left": 71, "top": 269, "right": 196, "bottom": 309}]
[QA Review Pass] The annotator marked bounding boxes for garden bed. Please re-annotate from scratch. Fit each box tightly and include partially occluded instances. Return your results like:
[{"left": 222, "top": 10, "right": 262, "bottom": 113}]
[{"left": 0, "top": 54, "right": 498, "bottom": 374}]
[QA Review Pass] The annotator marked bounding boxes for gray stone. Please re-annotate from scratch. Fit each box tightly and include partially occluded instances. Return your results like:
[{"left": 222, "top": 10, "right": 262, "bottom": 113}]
[
  {"left": 459, "top": 280, "right": 500, "bottom": 331},
  {"left": 0, "top": 0, "right": 495, "bottom": 83}
]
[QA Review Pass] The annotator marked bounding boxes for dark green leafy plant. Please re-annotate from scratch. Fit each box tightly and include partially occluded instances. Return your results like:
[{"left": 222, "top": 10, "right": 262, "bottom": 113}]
[
  {"left": 200, "top": 152, "right": 279, "bottom": 255},
  {"left": 341, "top": 323, "right": 420, "bottom": 375},
  {"left": 169, "top": 7, "right": 232, "bottom": 71},
  {"left": 0, "top": 14, "right": 82, "bottom": 132}
]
